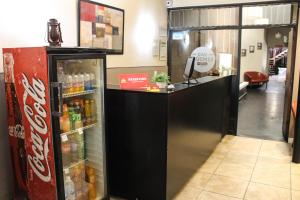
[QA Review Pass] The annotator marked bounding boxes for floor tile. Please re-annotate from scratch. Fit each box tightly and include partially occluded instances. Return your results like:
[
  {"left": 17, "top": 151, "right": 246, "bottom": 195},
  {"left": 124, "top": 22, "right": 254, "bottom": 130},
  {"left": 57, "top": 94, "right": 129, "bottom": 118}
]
[
  {"left": 259, "top": 140, "right": 291, "bottom": 159},
  {"left": 210, "top": 151, "right": 227, "bottom": 160},
  {"left": 244, "top": 182, "right": 291, "bottom": 200},
  {"left": 251, "top": 165, "right": 290, "bottom": 188},
  {"left": 173, "top": 186, "right": 203, "bottom": 200},
  {"left": 230, "top": 137, "right": 262, "bottom": 155},
  {"left": 197, "top": 191, "right": 240, "bottom": 200},
  {"left": 291, "top": 163, "right": 300, "bottom": 175},
  {"left": 215, "top": 162, "right": 253, "bottom": 180},
  {"left": 185, "top": 172, "right": 213, "bottom": 189},
  {"left": 255, "top": 156, "right": 291, "bottom": 171},
  {"left": 204, "top": 175, "right": 249, "bottom": 198},
  {"left": 197, "top": 158, "right": 222, "bottom": 174},
  {"left": 222, "top": 152, "right": 257, "bottom": 167},
  {"left": 292, "top": 190, "right": 300, "bottom": 200},
  {"left": 291, "top": 174, "right": 300, "bottom": 191}
]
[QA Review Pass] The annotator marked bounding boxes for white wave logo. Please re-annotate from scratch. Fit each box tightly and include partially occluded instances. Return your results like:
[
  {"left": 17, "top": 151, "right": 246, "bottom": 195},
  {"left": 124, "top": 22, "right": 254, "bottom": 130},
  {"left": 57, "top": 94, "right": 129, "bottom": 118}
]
[{"left": 22, "top": 74, "right": 51, "bottom": 182}]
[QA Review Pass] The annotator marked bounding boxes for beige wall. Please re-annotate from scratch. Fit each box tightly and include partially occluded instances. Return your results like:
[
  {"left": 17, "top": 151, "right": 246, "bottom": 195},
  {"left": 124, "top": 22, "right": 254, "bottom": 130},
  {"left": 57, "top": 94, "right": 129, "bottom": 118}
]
[
  {"left": 0, "top": 0, "right": 167, "bottom": 72},
  {"left": 240, "top": 29, "right": 268, "bottom": 82}
]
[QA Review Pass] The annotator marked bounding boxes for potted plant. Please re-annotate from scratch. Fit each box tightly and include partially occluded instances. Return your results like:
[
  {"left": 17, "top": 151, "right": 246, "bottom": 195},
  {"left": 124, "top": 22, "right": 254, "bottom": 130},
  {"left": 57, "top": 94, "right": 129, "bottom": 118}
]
[{"left": 151, "top": 72, "right": 170, "bottom": 88}]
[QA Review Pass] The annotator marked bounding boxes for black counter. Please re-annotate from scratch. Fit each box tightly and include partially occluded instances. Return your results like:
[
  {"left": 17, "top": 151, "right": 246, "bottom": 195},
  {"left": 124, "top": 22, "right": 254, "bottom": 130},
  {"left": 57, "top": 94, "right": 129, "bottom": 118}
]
[{"left": 106, "top": 75, "right": 233, "bottom": 200}]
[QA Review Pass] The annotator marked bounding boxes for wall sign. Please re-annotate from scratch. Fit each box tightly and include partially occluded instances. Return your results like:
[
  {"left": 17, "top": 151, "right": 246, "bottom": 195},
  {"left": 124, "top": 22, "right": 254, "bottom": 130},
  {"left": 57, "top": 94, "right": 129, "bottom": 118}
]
[
  {"left": 191, "top": 47, "right": 216, "bottom": 73},
  {"left": 119, "top": 73, "right": 149, "bottom": 89}
]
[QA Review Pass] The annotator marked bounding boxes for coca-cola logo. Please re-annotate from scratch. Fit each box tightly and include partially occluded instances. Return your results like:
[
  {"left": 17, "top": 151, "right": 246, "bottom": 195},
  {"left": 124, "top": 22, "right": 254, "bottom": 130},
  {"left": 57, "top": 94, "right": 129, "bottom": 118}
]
[{"left": 22, "top": 74, "right": 51, "bottom": 182}]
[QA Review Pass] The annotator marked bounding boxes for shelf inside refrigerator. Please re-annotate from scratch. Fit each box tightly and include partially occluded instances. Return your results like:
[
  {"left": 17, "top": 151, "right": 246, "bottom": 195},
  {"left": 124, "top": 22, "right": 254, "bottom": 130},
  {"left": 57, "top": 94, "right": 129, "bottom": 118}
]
[
  {"left": 62, "top": 89, "right": 97, "bottom": 99},
  {"left": 61, "top": 123, "right": 97, "bottom": 136}
]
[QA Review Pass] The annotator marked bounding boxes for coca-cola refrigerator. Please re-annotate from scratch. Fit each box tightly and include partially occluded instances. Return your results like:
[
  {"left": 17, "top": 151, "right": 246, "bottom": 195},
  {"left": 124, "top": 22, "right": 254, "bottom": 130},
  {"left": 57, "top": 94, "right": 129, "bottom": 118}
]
[{"left": 3, "top": 47, "right": 107, "bottom": 200}]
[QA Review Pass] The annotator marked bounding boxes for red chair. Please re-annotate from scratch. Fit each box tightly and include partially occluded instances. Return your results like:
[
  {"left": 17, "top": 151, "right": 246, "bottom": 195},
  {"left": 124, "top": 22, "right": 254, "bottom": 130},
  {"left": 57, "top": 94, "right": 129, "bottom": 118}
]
[{"left": 244, "top": 71, "right": 269, "bottom": 88}]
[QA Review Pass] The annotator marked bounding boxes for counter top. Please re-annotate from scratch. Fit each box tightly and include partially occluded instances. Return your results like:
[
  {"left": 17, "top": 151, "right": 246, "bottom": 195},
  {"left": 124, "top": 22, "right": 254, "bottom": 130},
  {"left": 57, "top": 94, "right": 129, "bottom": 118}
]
[{"left": 107, "top": 75, "right": 233, "bottom": 94}]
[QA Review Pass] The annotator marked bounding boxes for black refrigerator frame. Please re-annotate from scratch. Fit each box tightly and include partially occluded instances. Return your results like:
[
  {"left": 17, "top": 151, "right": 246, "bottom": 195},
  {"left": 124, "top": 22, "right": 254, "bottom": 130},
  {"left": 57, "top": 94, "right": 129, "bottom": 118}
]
[{"left": 47, "top": 47, "right": 108, "bottom": 200}]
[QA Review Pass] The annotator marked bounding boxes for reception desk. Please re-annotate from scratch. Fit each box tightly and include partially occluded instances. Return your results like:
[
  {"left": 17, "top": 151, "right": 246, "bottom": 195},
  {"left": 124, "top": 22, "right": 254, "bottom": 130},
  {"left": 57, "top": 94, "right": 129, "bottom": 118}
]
[{"left": 106, "top": 75, "right": 233, "bottom": 200}]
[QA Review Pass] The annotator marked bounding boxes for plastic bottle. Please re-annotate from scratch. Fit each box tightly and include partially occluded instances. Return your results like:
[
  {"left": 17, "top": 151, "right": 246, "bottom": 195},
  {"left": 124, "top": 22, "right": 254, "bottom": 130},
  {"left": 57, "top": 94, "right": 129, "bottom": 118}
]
[
  {"left": 73, "top": 74, "right": 79, "bottom": 93},
  {"left": 57, "top": 64, "right": 66, "bottom": 94},
  {"left": 61, "top": 104, "right": 71, "bottom": 133},
  {"left": 79, "top": 73, "right": 85, "bottom": 92},
  {"left": 66, "top": 75, "right": 73, "bottom": 94},
  {"left": 76, "top": 133, "right": 85, "bottom": 160},
  {"left": 61, "top": 140, "right": 71, "bottom": 167},
  {"left": 74, "top": 101, "right": 83, "bottom": 129},
  {"left": 79, "top": 99, "right": 86, "bottom": 126},
  {"left": 68, "top": 102, "right": 75, "bottom": 130},
  {"left": 90, "top": 99, "right": 97, "bottom": 123},
  {"left": 70, "top": 134, "right": 78, "bottom": 163},
  {"left": 84, "top": 100, "right": 91, "bottom": 125},
  {"left": 90, "top": 73, "right": 96, "bottom": 89},
  {"left": 65, "top": 175, "right": 76, "bottom": 200},
  {"left": 84, "top": 73, "right": 91, "bottom": 91}
]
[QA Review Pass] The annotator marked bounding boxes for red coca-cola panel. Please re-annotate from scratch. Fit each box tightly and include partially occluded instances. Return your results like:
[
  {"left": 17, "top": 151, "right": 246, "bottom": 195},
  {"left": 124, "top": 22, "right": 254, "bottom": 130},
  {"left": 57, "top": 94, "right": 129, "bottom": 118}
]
[{"left": 3, "top": 47, "right": 57, "bottom": 200}]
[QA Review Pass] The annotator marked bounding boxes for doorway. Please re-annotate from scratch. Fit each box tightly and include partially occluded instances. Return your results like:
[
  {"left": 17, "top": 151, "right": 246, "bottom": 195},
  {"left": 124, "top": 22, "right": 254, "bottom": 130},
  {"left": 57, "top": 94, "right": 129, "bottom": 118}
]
[{"left": 237, "top": 27, "right": 292, "bottom": 141}]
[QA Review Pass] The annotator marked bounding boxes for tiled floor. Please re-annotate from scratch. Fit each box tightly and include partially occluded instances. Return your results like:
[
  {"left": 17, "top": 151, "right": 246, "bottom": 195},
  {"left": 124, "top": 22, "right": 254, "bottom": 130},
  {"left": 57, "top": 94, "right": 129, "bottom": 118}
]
[{"left": 173, "top": 135, "right": 300, "bottom": 200}]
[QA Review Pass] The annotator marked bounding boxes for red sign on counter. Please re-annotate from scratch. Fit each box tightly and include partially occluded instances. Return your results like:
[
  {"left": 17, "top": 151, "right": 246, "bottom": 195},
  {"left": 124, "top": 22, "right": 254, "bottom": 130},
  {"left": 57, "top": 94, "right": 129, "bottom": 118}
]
[{"left": 119, "top": 73, "right": 149, "bottom": 89}]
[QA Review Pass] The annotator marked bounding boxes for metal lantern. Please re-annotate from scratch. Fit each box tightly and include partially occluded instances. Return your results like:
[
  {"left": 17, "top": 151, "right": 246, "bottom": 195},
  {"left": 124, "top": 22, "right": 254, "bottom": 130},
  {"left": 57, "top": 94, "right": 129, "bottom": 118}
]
[{"left": 47, "top": 18, "right": 63, "bottom": 47}]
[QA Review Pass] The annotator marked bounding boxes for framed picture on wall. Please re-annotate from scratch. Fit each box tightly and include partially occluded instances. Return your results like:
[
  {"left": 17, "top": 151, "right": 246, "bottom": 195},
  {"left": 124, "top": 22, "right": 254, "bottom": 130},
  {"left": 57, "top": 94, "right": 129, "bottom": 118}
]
[
  {"left": 241, "top": 49, "right": 247, "bottom": 57},
  {"left": 257, "top": 42, "right": 262, "bottom": 50},
  {"left": 78, "top": 0, "right": 125, "bottom": 54},
  {"left": 249, "top": 45, "right": 255, "bottom": 53}
]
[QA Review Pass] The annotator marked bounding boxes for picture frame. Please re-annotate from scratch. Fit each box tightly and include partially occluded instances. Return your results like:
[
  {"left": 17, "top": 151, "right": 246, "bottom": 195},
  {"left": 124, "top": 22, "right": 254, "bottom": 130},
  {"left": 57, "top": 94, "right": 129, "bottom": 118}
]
[
  {"left": 249, "top": 45, "right": 255, "bottom": 53},
  {"left": 257, "top": 42, "right": 262, "bottom": 50},
  {"left": 78, "top": 0, "right": 125, "bottom": 54},
  {"left": 241, "top": 49, "right": 247, "bottom": 57}
]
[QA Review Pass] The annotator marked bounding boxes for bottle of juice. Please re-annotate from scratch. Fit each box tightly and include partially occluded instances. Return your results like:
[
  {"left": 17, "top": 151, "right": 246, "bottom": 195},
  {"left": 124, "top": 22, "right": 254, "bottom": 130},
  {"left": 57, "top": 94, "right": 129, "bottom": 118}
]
[
  {"left": 57, "top": 64, "right": 66, "bottom": 94},
  {"left": 84, "top": 100, "right": 91, "bottom": 125},
  {"left": 68, "top": 101, "right": 75, "bottom": 130},
  {"left": 84, "top": 73, "right": 91, "bottom": 91},
  {"left": 90, "top": 73, "right": 96, "bottom": 89},
  {"left": 90, "top": 99, "right": 97, "bottom": 123},
  {"left": 77, "top": 132, "right": 85, "bottom": 160},
  {"left": 79, "top": 99, "right": 86, "bottom": 126},
  {"left": 73, "top": 74, "right": 79, "bottom": 93},
  {"left": 66, "top": 75, "right": 73, "bottom": 94},
  {"left": 61, "top": 140, "right": 71, "bottom": 167},
  {"left": 70, "top": 134, "right": 78, "bottom": 163},
  {"left": 61, "top": 104, "right": 71, "bottom": 133},
  {"left": 79, "top": 73, "right": 85, "bottom": 92},
  {"left": 74, "top": 101, "right": 83, "bottom": 129}
]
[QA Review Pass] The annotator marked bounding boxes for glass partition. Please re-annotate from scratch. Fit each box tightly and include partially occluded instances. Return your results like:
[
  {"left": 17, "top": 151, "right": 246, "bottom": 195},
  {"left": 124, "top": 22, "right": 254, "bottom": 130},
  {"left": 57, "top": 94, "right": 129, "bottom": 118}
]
[
  {"left": 242, "top": 4, "right": 296, "bottom": 26},
  {"left": 170, "top": 29, "right": 239, "bottom": 83},
  {"left": 170, "top": 7, "right": 239, "bottom": 29}
]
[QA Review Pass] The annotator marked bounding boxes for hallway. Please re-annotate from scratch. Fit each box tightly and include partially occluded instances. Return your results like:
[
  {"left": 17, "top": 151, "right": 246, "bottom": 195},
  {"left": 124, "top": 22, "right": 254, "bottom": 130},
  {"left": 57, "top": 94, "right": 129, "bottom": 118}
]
[
  {"left": 237, "top": 70, "right": 286, "bottom": 141},
  {"left": 173, "top": 135, "right": 300, "bottom": 200}
]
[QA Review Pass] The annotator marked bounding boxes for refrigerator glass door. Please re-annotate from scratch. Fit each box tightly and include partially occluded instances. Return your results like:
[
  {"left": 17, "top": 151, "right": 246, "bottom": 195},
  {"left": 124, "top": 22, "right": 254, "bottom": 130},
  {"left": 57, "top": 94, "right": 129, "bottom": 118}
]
[{"left": 56, "top": 58, "right": 105, "bottom": 200}]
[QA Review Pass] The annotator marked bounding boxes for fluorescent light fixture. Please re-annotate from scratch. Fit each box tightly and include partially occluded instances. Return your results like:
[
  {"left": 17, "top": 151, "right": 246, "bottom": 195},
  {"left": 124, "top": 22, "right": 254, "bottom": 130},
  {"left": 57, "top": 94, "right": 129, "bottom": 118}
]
[{"left": 134, "top": 13, "right": 156, "bottom": 54}]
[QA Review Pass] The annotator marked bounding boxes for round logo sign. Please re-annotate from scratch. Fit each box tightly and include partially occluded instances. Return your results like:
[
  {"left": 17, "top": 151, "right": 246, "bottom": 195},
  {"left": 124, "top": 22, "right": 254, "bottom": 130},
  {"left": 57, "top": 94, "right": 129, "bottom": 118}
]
[{"left": 191, "top": 47, "right": 216, "bottom": 73}]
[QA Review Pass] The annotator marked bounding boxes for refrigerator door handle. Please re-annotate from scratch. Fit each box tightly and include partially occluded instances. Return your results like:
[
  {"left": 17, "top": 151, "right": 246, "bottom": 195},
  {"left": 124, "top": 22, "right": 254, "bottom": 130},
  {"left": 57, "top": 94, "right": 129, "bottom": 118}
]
[{"left": 50, "top": 82, "right": 63, "bottom": 117}]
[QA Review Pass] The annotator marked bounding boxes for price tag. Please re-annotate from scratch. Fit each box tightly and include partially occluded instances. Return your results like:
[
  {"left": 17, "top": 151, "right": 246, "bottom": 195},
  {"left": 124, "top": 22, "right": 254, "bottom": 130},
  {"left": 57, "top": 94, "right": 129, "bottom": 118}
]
[
  {"left": 78, "top": 129, "right": 83, "bottom": 135},
  {"left": 61, "top": 134, "right": 68, "bottom": 142}
]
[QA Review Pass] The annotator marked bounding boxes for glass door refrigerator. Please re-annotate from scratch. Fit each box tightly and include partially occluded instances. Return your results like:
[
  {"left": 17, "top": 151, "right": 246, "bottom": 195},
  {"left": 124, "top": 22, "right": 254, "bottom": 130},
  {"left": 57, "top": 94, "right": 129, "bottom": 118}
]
[{"left": 3, "top": 47, "right": 107, "bottom": 200}]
